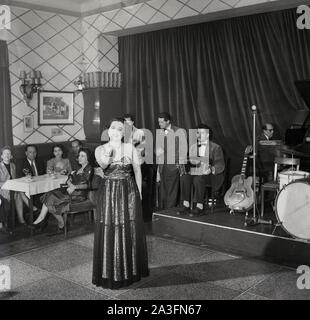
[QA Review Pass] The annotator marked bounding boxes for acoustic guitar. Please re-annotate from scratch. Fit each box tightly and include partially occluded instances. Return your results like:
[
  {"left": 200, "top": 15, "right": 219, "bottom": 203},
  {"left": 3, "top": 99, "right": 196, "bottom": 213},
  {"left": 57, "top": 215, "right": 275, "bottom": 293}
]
[{"left": 224, "top": 147, "right": 254, "bottom": 212}]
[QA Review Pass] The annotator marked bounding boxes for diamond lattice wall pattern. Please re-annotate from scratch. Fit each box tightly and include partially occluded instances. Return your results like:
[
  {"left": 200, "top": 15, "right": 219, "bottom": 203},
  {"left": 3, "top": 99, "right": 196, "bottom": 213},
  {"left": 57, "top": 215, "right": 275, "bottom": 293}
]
[
  {"left": 81, "top": 0, "right": 278, "bottom": 34},
  {"left": 8, "top": 6, "right": 86, "bottom": 145}
]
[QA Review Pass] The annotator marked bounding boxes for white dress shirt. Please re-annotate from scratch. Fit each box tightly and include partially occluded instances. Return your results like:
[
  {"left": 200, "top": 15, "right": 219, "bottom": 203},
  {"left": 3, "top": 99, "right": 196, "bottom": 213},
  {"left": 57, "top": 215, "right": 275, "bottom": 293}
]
[{"left": 27, "top": 158, "right": 38, "bottom": 176}]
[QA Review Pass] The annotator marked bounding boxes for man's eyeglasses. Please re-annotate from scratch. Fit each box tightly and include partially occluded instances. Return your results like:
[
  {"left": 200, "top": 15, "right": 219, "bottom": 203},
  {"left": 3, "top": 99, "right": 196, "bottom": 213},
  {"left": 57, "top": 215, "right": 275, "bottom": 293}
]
[{"left": 266, "top": 129, "right": 274, "bottom": 132}]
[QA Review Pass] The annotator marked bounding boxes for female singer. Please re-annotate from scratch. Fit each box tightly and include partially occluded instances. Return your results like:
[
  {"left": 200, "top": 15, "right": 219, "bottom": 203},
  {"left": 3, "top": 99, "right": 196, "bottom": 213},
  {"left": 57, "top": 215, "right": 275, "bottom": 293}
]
[{"left": 92, "top": 118, "right": 149, "bottom": 289}]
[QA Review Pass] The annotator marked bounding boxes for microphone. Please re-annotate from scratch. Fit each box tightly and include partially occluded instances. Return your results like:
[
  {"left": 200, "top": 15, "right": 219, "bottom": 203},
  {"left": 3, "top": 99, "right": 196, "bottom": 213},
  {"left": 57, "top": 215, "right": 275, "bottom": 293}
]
[{"left": 251, "top": 105, "right": 257, "bottom": 112}]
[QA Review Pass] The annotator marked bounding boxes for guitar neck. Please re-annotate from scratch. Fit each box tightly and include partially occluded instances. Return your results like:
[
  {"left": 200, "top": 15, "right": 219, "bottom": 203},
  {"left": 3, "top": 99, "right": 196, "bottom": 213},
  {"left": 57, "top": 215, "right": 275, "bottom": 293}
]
[{"left": 240, "top": 154, "right": 248, "bottom": 177}]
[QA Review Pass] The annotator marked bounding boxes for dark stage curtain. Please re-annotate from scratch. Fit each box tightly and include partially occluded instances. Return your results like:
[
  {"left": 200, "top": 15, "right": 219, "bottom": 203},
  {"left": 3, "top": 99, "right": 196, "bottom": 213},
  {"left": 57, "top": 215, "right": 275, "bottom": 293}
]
[
  {"left": 119, "top": 8, "right": 310, "bottom": 175},
  {"left": 0, "top": 40, "right": 13, "bottom": 147}
]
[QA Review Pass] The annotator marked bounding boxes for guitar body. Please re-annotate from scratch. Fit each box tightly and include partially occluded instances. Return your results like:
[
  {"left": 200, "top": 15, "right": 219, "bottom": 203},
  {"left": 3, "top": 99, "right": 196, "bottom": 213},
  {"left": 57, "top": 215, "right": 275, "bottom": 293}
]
[{"left": 224, "top": 175, "right": 254, "bottom": 212}]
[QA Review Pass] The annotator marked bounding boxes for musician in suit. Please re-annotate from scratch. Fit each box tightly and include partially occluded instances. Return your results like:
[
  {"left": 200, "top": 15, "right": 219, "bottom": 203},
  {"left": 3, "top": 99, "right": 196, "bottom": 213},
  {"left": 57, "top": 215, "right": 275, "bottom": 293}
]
[
  {"left": 18, "top": 145, "right": 45, "bottom": 212},
  {"left": 257, "top": 123, "right": 282, "bottom": 182},
  {"left": 156, "top": 112, "right": 186, "bottom": 209},
  {"left": 179, "top": 124, "right": 225, "bottom": 216},
  {"left": 259, "top": 123, "right": 275, "bottom": 141},
  {"left": 0, "top": 146, "right": 27, "bottom": 230}
]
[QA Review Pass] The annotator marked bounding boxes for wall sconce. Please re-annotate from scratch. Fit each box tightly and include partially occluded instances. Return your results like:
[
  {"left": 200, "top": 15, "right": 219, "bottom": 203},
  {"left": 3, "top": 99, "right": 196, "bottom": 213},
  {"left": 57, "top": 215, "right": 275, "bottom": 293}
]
[
  {"left": 19, "top": 70, "right": 42, "bottom": 105},
  {"left": 74, "top": 75, "right": 85, "bottom": 92}
]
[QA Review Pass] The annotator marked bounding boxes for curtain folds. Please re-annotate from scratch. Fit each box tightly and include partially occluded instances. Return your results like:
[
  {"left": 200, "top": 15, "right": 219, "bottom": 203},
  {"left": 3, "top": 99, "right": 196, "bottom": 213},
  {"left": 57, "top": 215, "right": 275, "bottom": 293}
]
[
  {"left": 0, "top": 40, "right": 13, "bottom": 147},
  {"left": 119, "top": 9, "right": 310, "bottom": 174}
]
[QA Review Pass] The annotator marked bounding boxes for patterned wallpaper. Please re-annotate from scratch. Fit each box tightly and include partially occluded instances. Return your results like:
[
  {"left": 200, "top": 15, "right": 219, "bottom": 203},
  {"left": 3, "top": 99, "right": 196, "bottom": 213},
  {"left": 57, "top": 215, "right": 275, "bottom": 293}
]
[
  {"left": 81, "top": 18, "right": 119, "bottom": 73},
  {"left": 80, "top": 0, "right": 281, "bottom": 35},
  {"left": 7, "top": 0, "right": 284, "bottom": 145},
  {"left": 7, "top": 6, "right": 86, "bottom": 145}
]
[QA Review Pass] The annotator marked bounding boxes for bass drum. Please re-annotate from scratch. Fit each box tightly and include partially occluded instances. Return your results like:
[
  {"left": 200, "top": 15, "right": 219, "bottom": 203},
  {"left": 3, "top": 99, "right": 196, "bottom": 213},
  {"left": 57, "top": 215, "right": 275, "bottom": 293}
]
[{"left": 276, "top": 180, "right": 310, "bottom": 240}]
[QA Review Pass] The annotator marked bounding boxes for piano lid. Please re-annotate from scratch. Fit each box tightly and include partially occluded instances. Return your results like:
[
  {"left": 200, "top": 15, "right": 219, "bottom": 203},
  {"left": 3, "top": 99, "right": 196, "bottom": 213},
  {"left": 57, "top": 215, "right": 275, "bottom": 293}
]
[
  {"left": 285, "top": 80, "right": 310, "bottom": 146},
  {"left": 295, "top": 80, "right": 310, "bottom": 111}
]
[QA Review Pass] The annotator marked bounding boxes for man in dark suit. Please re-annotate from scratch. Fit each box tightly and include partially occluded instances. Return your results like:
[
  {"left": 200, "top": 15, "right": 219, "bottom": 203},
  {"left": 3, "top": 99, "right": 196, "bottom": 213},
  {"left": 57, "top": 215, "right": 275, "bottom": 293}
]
[
  {"left": 259, "top": 123, "right": 275, "bottom": 141},
  {"left": 18, "top": 145, "right": 45, "bottom": 178},
  {"left": 179, "top": 124, "right": 225, "bottom": 216},
  {"left": 156, "top": 112, "right": 186, "bottom": 209},
  {"left": 257, "top": 123, "right": 282, "bottom": 182},
  {"left": 68, "top": 139, "right": 83, "bottom": 172},
  {"left": 18, "top": 145, "right": 45, "bottom": 211}
]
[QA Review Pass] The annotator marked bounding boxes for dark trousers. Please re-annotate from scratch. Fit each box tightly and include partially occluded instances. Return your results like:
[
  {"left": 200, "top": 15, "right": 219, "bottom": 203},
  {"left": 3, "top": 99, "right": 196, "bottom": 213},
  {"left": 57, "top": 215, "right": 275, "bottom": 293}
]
[
  {"left": 0, "top": 196, "right": 8, "bottom": 223},
  {"left": 180, "top": 173, "right": 224, "bottom": 204},
  {"left": 159, "top": 165, "right": 180, "bottom": 209},
  {"left": 0, "top": 192, "right": 15, "bottom": 229},
  {"left": 141, "top": 164, "right": 154, "bottom": 222},
  {"left": 180, "top": 175, "right": 210, "bottom": 203}
]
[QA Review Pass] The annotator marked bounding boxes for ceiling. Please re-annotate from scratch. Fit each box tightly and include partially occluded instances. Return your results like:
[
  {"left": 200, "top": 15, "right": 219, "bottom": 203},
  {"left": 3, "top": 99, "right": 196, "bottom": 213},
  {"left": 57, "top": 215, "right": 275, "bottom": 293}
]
[
  {"left": 1, "top": 0, "right": 308, "bottom": 27},
  {"left": 1, "top": 0, "right": 150, "bottom": 15}
]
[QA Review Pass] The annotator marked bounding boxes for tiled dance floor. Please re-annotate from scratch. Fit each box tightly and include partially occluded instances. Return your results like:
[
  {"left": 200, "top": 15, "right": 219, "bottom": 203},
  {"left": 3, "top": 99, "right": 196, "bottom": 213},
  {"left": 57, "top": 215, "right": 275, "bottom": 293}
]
[{"left": 0, "top": 232, "right": 307, "bottom": 300}]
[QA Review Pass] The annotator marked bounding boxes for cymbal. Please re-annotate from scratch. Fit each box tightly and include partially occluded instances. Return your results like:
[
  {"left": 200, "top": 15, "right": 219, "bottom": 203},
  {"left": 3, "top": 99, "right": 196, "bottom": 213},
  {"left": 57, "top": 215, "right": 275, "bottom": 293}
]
[{"left": 280, "top": 147, "right": 310, "bottom": 158}]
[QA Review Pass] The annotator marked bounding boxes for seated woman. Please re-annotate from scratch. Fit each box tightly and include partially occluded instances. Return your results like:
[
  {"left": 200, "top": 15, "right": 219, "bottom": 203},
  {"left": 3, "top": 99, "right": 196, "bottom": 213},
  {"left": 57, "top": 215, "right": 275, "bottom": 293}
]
[
  {"left": 0, "top": 146, "right": 27, "bottom": 231},
  {"left": 46, "top": 144, "right": 72, "bottom": 175},
  {"left": 31, "top": 148, "right": 94, "bottom": 232}
]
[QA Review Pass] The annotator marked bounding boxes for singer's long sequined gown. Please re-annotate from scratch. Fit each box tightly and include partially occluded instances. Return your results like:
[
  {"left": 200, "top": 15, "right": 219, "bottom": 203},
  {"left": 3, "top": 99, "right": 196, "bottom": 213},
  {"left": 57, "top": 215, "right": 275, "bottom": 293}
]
[{"left": 92, "top": 155, "right": 149, "bottom": 289}]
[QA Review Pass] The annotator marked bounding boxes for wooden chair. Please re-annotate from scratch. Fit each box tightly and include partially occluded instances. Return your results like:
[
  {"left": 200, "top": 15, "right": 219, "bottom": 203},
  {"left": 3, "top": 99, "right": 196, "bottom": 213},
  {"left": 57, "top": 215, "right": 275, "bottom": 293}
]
[
  {"left": 63, "top": 190, "right": 96, "bottom": 238},
  {"left": 260, "top": 157, "right": 300, "bottom": 218}
]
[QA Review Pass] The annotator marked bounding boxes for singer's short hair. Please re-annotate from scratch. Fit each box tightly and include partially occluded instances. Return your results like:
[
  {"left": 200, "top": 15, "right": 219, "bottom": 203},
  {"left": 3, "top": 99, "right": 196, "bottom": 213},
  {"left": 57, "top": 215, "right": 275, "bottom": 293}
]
[{"left": 108, "top": 117, "right": 124, "bottom": 128}]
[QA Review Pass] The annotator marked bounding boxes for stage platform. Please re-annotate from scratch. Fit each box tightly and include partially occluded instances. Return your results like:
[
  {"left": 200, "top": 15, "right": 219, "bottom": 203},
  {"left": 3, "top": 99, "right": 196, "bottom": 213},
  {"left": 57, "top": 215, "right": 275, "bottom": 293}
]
[{"left": 152, "top": 204, "right": 310, "bottom": 268}]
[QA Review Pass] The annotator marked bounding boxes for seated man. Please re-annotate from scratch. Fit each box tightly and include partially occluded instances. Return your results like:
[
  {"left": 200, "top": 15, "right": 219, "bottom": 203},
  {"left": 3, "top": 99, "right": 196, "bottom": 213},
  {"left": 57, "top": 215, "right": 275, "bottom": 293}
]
[
  {"left": 257, "top": 123, "right": 282, "bottom": 182},
  {"left": 18, "top": 144, "right": 45, "bottom": 213},
  {"left": 68, "top": 139, "right": 83, "bottom": 171},
  {"left": 19, "top": 145, "right": 45, "bottom": 177},
  {"left": 179, "top": 124, "right": 225, "bottom": 217}
]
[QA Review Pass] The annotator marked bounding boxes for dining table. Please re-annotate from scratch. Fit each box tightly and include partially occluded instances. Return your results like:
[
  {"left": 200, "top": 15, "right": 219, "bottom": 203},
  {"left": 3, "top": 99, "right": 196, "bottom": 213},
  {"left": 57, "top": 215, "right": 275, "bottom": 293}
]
[{"left": 1, "top": 173, "right": 68, "bottom": 232}]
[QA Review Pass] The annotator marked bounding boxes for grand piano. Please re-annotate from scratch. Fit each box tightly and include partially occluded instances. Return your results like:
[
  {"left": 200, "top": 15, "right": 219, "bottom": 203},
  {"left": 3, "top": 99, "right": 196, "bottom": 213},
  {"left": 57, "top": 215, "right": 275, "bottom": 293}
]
[{"left": 285, "top": 80, "right": 310, "bottom": 170}]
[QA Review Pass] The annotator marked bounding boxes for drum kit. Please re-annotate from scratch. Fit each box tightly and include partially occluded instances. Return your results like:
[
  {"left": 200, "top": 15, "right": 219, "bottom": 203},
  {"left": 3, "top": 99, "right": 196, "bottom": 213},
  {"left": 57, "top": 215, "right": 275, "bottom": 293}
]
[{"left": 274, "top": 147, "right": 310, "bottom": 240}]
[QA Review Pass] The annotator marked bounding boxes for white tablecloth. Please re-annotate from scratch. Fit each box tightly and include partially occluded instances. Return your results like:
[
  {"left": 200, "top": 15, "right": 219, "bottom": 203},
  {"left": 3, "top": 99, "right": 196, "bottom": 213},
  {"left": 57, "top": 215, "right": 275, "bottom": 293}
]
[{"left": 1, "top": 174, "right": 68, "bottom": 198}]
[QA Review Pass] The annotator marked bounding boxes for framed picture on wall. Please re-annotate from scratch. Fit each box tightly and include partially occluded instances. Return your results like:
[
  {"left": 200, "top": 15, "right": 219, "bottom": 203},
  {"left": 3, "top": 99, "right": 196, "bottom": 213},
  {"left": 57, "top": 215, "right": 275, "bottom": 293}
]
[
  {"left": 38, "top": 90, "right": 74, "bottom": 125},
  {"left": 23, "top": 115, "right": 34, "bottom": 132}
]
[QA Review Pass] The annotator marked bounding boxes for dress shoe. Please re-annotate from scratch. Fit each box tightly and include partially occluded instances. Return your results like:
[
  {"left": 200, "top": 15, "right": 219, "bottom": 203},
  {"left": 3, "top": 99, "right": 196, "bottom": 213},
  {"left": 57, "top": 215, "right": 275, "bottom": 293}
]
[
  {"left": 29, "top": 219, "right": 48, "bottom": 232},
  {"left": 208, "top": 199, "right": 217, "bottom": 207},
  {"left": 177, "top": 205, "right": 190, "bottom": 215},
  {"left": 189, "top": 207, "right": 205, "bottom": 217}
]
